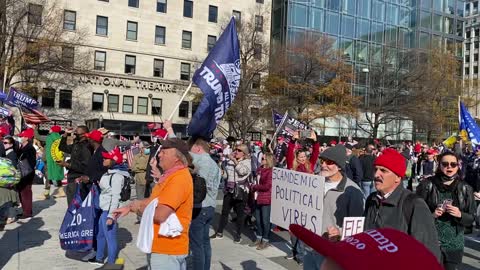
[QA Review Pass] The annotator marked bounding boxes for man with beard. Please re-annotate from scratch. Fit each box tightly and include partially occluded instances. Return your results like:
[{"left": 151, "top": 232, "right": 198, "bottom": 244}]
[
  {"left": 364, "top": 148, "right": 441, "bottom": 262},
  {"left": 303, "top": 144, "right": 364, "bottom": 270}
]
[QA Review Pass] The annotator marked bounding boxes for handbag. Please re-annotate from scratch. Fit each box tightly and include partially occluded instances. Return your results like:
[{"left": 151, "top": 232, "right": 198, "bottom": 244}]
[
  {"left": 18, "top": 154, "right": 33, "bottom": 177},
  {"left": 233, "top": 183, "right": 245, "bottom": 201}
]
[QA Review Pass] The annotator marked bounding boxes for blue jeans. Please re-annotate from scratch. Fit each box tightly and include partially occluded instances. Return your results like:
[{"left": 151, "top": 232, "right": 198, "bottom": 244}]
[
  {"left": 303, "top": 250, "right": 325, "bottom": 270},
  {"left": 147, "top": 253, "right": 188, "bottom": 270},
  {"left": 361, "top": 181, "right": 375, "bottom": 199},
  {"left": 96, "top": 211, "right": 118, "bottom": 264},
  {"left": 254, "top": 204, "right": 271, "bottom": 241},
  {"left": 189, "top": 207, "right": 215, "bottom": 270},
  {"left": 290, "top": 235, "right": 305, "bottom": 262}
]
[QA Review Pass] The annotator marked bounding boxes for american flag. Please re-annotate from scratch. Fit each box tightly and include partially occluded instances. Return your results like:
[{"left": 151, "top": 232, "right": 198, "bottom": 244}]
[
  {"left": 147, "top": 122, "right": 162, "bottom": 130},
  {"left": 22, "top": 107, "right": 50, "bottom": 124},
  {"left": 119, "top": 135, "right": 128, "bottom": 141},
  {"left": 125, "top": 144, "right": 140, "bottom": 168}
]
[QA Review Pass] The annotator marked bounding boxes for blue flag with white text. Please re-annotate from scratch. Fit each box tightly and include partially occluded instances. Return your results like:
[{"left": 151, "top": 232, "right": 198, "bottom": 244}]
[
  {"left": 187, "top": 17, "right": 240, "bottom": 138},
  {"left": 5, "top": 87, "right": 39, "bottom": 109},
  {"left": 459, "top": 102, "right": 480, "bottom": 145}
]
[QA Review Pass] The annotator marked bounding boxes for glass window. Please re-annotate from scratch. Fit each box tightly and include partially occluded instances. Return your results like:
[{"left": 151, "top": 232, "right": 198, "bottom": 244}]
[
  {"left": 184, "top": 0, "right": 193, "bottom": 18},
  {"left": 326, "top": 0, "right": 340, "bottom": 11},
  {"left": 62, "top": 46, "right": 74, "bottom": 67},
  {"left": 182, "top": 31, "right": 192, "bottom": 49},
  {"left": 421, "top": 0, "right": 432, "bottom": 9},
  {"left": 291, "top": 3, "right": 308, "bottom": 27},
  {"left": 128, "top": 0, "right": 139, "bottom": 8},
  {"left": 96, "top": 16, "right": 108, "bottom": 36},
  {"left": 444, "top": 17, "right": 454, "bottom": 34},
  {"left": 252, "top": 73, "right": 261, "bottom": 89},
  {"left": 342, "top": 15, "right": 355, "bottom": 38},
  {"left": 125, "top": 55, "right": 136, "bottom": 74},
  {"left": 208, "top": 5, "right": 218, "bottom": 23},
  {"left": 420, "top": 11, "right": 431, "bottom": 29},
  {"left": 433, "top": 0, "right": 443, "bottom": 12},
  {"left": 399, "top": 7, "right": 410, "bottom": 27},
  {"left": 355, "top": 41, "right": 368, "bottom": 63},
  {"left": 372, "top": 0, "right": 385, "bottom": 21},
  {"left": 42, "top": 88, "right": 55, "bottom": 108},
  {"left": 157, "top": 0, "right": 167, "bottom": 13},
  {"left": 254, "top": 43, "right": 262, "bottom": 60},
  {"left": 123, "top": 96, "right": 134, "bottom": 113},
  {"left": 92, "top": 93, "right": 104, "bottom": 111},
  {"left": 255, "top": 15, "right": 263, "bottom": 32},
  {"left": 372, "top": 22, "right": 384, "bottom": 43},
  {"left": 325, "top": 11, "right": 340, "bottom": 35},
  {"left": 127, "top": 21, "right": 138, "bottom": 40},
  {"left": 155, "top": 26, "right": 166, "bottom": 45},
  {"left": 310, "top": 8, "right": 323, "bottom": 31},
  {"left": 340, "top": 38, "right": 354, "bottom": 61},
  {"left": 313, "top": 0, "right": 324, "bottom": 8},
  {"left": 152, "top": 98, "right": 162, "bottom": 115},
  {"left": 94, "top": 51, "right": 106, "bottom": 71},
  {"left": 153, "top": 59, "right": 164, "bottom": 77},
  {"left": 419, "top": 32, "right": 430, "bottom": 49},
  {"left": 344, "top": 0, "right": 356, "bottom": 15},
  {"left": 457, "top": 20, "right": 464, "bottom": 37},
  {"left": 28, "top": 3, "right": 43, "bottom": 25},
  {"left": 432, "top": 14, "right": 442, "bottom": 32},
  {"left": 108, "top": 94, "right": 119, "bottom": 112},
  {"left": 179, "top": 101, "right": 189, "bottom": 117},
  {"left": 207, "top": 35, "right": 216, "bottom": 52},
  {"left": 357, "top": 18, "right": 369, "bottom": 41},
  {"left": 358, "top": 0, "right": 371, "bottom": 18},
  {"left": 385, "top": 25, "right": 397, "bottom": 46},
  {"left": 432, "top": 35, "right": 442, "bottom": 49},
  {"left": 63, "top": 10, "right": 76, "bottom": 30},
  {"left": 399, "top": 28, "right": 411, "bottom": 48},
  {"left": 180, "top": 63, "right": 190, "bottom": 80},
  {"left": 59, "top": 90, "right": 72, "bottom": 109},
  {"left": 445, "top": 0, "right": 454, "bottom": 14},
  {"left": 457, "top": 0, "right": 464, "bottom": 17},
  {"left": 370, "top": 44, "right": 382, "bottom": 65},
  {"left": 386, "top": 4, "right": 398, "bottom": 25},
  {"left": 233, "top": 10, "right": 241, "bottom": 23},
  {"left": 465, "top": 67, "right": 470, "bottom": 75},
  {"left": 137, "top": 97, "right": 148, "bottom": 114}
]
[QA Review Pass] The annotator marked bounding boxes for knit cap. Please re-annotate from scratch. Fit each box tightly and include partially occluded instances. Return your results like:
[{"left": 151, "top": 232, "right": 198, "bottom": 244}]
[
  {"left": 374, "top": 148, "right": 406, "bottom": 177},
  {"left": 319, "top": 144, "right": 347, "bottom": 170}
]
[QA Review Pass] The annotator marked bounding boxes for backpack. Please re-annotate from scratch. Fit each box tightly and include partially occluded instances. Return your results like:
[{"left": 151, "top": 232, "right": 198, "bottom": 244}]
[
  {"left": 192, "top": 173, "right": 207, "bottom": 205},
  {"left": 108, "top": 173, "right": 132, "bottom": 202}
]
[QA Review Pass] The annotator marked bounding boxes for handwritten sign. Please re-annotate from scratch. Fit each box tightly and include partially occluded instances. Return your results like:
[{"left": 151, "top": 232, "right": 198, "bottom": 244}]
[
  {"left": 271, "top": 168, "right": 324, "bottom": 235},
  {"left": 341, "top": 217, "right": 365, "bottom": 240}
]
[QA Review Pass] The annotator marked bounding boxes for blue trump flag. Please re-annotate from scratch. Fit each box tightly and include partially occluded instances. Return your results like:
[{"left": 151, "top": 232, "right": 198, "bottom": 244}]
[
  {"left": 187, "top": 17, "right": 240, "bottom": 138},
  {"left": 459, "top": 102, "right": 480, "bottom": 145},
  {"left": 5, "top": 87, "right": 39, "bottom": 109}
]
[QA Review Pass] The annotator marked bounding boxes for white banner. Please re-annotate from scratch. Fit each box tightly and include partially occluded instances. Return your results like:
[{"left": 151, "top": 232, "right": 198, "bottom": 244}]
[{"left": 271, "top": 168, "right": 324, "bottom": 236}]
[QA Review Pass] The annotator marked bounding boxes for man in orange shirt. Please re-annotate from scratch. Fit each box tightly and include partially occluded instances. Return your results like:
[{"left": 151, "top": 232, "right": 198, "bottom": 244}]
[{"left": 113, "top": 138, "right": 193, "bottom": 269}]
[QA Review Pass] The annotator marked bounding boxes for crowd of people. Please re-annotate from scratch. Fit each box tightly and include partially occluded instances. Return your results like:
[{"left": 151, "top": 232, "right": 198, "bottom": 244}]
[{"left": 0, "top": 121, "right": 479, "bottom": 270}]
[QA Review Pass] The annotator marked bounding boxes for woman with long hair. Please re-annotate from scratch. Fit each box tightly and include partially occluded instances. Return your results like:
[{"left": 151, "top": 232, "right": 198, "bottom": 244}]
[{"left": 416, "top": 152, "right": 476, "bottom": 270}]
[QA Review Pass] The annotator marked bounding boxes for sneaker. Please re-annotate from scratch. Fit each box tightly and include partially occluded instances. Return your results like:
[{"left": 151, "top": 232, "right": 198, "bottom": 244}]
[
  {"left": 248, "top": 239, "right": 261, "bottom": 247},
  {"left": 81, "top": 250, "right": 97, "bottom": 262},
  {"left": 233, "top": 237, "right": 242, "bottom": 244},
  {"left": 53, "top": 188, "right": 66, "bottom": 198},
  {"left": 210, "top": 233, "right": 223, "bottom": 240},
  {"left": 88, "top": 258, "right": 104, "bottom": 266},
  {"left": 257, "top": 241, "right": 269, "bottom": 250},
  {"left": 285, "top": 254, "right": 295, "bottom": 260}
]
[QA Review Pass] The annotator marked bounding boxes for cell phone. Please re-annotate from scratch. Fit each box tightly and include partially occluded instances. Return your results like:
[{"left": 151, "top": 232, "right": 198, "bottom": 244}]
[{"left": 300, "top": 130, "right": 311, "bottom": 139}]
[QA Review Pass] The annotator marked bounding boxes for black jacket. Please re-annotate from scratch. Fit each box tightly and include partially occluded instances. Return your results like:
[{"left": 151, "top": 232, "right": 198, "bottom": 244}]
[
  {"left": 86, "top": 145, "right": 108, "bottom": 184},
  {"left": 416, "top": 175, "right": 476, "bottom": 231},
  {"left": 59, "top": 137, "right": 92, "bottom": 182},
  {"left": 359, "top": 154, "right": 375, "bottom": 182},
  {"left": 364, "top": 185, "right": 441, "bottom": 262},
  {"left": 17, "top": 142, "right": 36, "bottom": 187},
  {"left": 5, "top": 149, "right": 17, "bottom": 168},
  {"left": 345, "top": 155, "right": 363, "bottom": 185}
]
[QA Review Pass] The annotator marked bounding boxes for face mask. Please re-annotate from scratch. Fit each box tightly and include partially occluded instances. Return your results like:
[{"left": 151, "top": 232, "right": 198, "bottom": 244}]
[
  {"left": 144, "top": 149, "right": 150, "bottom": 155},
  {"left": 152, "top": 137, "right": 158, "bottom": 143}
]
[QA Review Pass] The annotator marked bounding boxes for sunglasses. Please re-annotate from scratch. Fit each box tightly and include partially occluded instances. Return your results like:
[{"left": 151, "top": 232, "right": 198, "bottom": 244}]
[
  {"left": 441, "top": 162, "right": 458, "bottom": 168},
  {"left": 320, "top": 158, "right": 336, "bottom": 165},
  {"left": 235, "top": 149, "right": 243, "bottom": 153},
  {"left": 2, "top": 142, "right": 9, "bottom": 145}
]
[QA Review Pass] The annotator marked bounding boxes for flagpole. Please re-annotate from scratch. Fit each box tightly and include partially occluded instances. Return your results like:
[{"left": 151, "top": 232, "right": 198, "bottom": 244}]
[
  {"left": 269, "top": 110, "right": 289, "bottom": 149},
  {"left": 167, "top": 81, "right": 193, "bottom": 121}
]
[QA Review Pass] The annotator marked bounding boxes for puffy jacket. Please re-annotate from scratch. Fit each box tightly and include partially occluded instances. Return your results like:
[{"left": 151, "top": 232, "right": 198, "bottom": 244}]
[
  {"left": 98, "top": 169, "right": 130, "bottom": 218},
  {"left": 252, "top": 167, "right": 272, "bottom": 205}
]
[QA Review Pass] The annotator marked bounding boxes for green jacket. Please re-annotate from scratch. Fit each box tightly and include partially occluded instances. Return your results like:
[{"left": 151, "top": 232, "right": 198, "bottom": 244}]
[{"left": 45, "top": 132, "right": 64, "bottom": 181}]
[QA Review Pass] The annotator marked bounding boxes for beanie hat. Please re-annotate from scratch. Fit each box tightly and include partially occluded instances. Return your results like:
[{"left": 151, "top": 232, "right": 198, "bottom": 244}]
[
  {"left": 374, "top": 148, "right": 406, "bottom": 177},
  {"left": 319, "top": 144, "right": 347, "bottom": 170}
]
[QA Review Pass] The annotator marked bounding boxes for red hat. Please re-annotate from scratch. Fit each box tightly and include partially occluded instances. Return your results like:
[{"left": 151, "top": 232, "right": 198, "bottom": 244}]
[
  {"left": 102, "top": 147, "right": 123, "bottom": 164},
  {"left": 85, "top": 130, "right": 103, "bottom": 143},
  {"left": 277, "top": 136, "right": 285, "bottom": 141},
  {"left": 329, "top": 140, "right": 337, "bottom": 145},
  {"left": 50, "top": 125, "right": 61, "bottom": 133},
  {"left": 374, "top": 148, "right": 406, "bottom": 177},
  {"left": 18, "top": 128, "right": 34, "bottom": 139},
  {"left": 0, "top": 126, "right": 8, "bottom": 136},
  {"left": 289, "top": 224, "right": 442, "bottom": 270},
  {"left": 151, "top": 128, "right": 168, "bottom": 138},
  {"left": 426, "top": 149, "right": 436, "bottom": 155},
  {"left": 254, "top": 141, "right": 263, "bottom": 147}
]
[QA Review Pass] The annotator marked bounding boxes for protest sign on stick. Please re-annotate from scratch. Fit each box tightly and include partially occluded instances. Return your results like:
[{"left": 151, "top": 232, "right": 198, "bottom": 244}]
[
  {"left": 341, "top": 217, "right": 365, "bottom": 240},
  {"left": 271, "top": 168, "right": 324, "bottom": 235}
]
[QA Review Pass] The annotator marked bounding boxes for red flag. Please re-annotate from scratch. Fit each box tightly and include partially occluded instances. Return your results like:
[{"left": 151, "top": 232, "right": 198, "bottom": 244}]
[{"left": 22, "top": 107, "right": 50, "bottom": 124}]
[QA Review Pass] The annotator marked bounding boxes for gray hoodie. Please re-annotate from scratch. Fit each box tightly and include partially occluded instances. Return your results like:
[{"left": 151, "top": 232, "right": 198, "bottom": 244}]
[{"left": 98, "top": 169, "right": 130, "bottom": 218}]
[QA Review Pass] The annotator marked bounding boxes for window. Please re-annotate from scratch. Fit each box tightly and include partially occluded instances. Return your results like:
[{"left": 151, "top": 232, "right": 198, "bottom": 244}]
[
  {"left": 96, "top": 16, "right": 108, "bottom": 36},
  {"left": 127, "top": 21, "right": 138, "bottom": 40},
  {"left": 123, "top": 96, "right": 134, "bottom": 113},
  {"left": 183, "top": 0, "right": 193, "bottom": 18},
  {"left": 208, "top": 5, "right": 218, "bottom": 23},
  {"left": 62, "top": 46, "right": 74, "bottom": 67},
  {"left": 94, "top": 51, "right": 106, "bottom": 71},
  {"left": 108, "top": 94, "right": 119, "bottom": 112},
  {"left": 180, "top": 63, "right": 190, "bottom": 80},
  {"left": 465, "top": 67, "right": 470, "bottom": 75},
  {"left": 475, "top": 66, "right": 479, "bottom": 74},
  {"left": 233, "top": 10, "right": 241, "bottom": 23},
  {"left": 207, "top": 35, "right": 216, "bottom": 52},
  {"left": 252, "top": 73, "right": 261, "bottom": 89},
  {"left": 153, "top": 59, "right": 164, "bottom": 77},
  {"left": 63, "top": 10, "right": 76, "bottom": 30},
  {"left": 137, "top": 97, "right": 148, "bottom": 114},
  {"left": 26, "top": 42, "right": 39, "bottom": 64},
  {"left": 59, "top": 90, "right": 72, "bottom": 109},
  {"left": 475, "top": 54, "right": 479, "bottom": 61},
  {"left": 155, "top": 26, "right": 166, "bottom": 45},
  {"left": 92, "top": 93, "right": 104, "bottom": 111},
  {"left": 254, "top": 43, "right": 262, "bottom": 60},
  {"left": 128, "top": 0, "right": 139, "bottom": 8},
  {"left": 157, "top": 0, "right": 167, "bottom": 13},
  {"left": 250, "top": 108, "right": 259, "bottom": 117},
  {"left": 125, "top": 55, "right": 136, "bottom": 74},
  {"left": 255, "top": 15, "right": 263, "bottom": 32},
  {"left": 256, "top": 0, "right": 264, "bottom": 3},
  {"left": 28, "top": 3, "right": 43, "bottom": 25},
  {"left": 179, "top": 101, "right": 189, "bottom": 117},
  {"left": 182, "top": 31, "right": 192, "bottom": 49},
  {"left": 152, "top": 98, "right": 162, "bottom": 115},
  {"left": 42, "top": 88, "right": 55, "bottom": 108}
]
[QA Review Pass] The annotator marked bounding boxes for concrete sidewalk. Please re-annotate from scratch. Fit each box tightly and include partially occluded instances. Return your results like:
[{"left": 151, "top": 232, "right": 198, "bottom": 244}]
[{"left": 0, "top": 185, "right": 299, "bottom": 270}]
